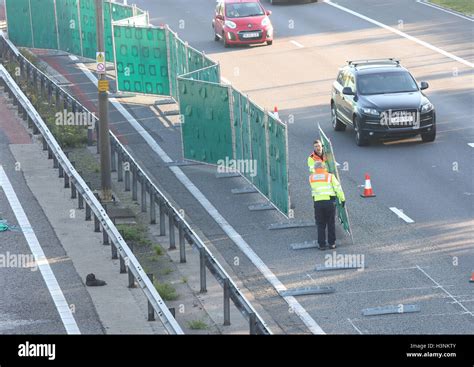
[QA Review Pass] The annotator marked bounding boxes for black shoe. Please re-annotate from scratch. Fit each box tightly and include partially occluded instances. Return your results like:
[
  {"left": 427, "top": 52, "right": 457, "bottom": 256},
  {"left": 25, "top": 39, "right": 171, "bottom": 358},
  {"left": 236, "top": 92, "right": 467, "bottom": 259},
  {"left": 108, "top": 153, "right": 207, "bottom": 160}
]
[
  {"left": 329, "top": 244, "right": 336, "bottom": 249},
  {"left": 318, "top": 246, "right": 328, "bottom": 250},
  {"left": 86, "top": 273, "right": 107, "bottom": 286}
]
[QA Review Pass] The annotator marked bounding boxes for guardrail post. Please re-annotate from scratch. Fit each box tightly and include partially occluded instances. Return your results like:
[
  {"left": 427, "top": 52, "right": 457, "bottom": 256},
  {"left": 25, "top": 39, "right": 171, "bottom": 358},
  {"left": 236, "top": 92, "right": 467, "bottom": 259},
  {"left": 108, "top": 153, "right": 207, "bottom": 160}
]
[
  {"left": 150, "top": 191, "right": 156, "bottom": 224},
  {"left": 249, "top": 312, "right": 257, "bottom": 335},
  {"left": 71, "top": 182, "right": 77, "bottom": 199},
  {"left": 78, "top": 192, "right": 84, "bottom": 210},
  {"left": 40, "top": 76, "right": 45, "bottom": 98},
  {"left": 124, "top": 165, "right": 131, "bottom": 191},
  {"left": 42, "top": 136, "right": 47, "bottom": 151},
  {"left": 64, "top": 173, "right": 70, "bottom": 189},
  {"left": 94, "top": 212, "right": 100, "bottom": 232},
  {"left": 223, "top": 278, "right": 231, "bottom": 326},
  {"left": 141, "top": 179, "right": 147, "bottom": 212},
  {"left": 111, "top": 144, "right": 117, "bottom": 172},
  {"left": 132, "top": 166, "right": 138, "bottom": 201},
  {"left": 147, "top": 273, "right": 156, "bottom": 321},
  {"left": 55, "top": 89, "right": 61, "bottom": 111},
  {"left": 199, "top": 248, "right": 207, "bottom": 293},
  {"left": 128, "top": 244, "right": 136, "bottom": 288},
  {"left": 53, "top": 156, "right": 59, "bottom": 169},
  {"left": 119, "top": 254, "right": 127, "bottom": 273},
  {"left": 47, "top": 83, "right": 52, "bottom": 105},
  {"left": 87, "top": 125, "right": 94, "bottom": 146},
  {"left": 179, "top": 223, "right": 186, "bottom": 263},
  {"left": 169, "top": 213, "right": 176, "bottom": 250},
  {"left": 47, "top": 146, "right": 53, "bottom": 160},
  {"left": 85, "top": 203, "right": 91, "bottom": 221},
  {"left": 111, "top": 242, "right": 118, "bottom": 259},
  {"left": 159, "top": 201, "right": 166, "bottom": 236},
  {"left": 117, "top": 152, "right": 123, "bottom": 182},
  {"left": 58, "top": 164, "right": 64, "bottom": 178}
]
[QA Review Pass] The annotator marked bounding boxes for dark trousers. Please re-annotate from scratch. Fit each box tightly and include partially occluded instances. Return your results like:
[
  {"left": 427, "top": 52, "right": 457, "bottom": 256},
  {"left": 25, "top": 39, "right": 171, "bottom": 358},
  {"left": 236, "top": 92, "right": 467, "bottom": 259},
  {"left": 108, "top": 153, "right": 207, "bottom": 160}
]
[{"left": 314, "top": 200, "right": 336, "bottom": 247}]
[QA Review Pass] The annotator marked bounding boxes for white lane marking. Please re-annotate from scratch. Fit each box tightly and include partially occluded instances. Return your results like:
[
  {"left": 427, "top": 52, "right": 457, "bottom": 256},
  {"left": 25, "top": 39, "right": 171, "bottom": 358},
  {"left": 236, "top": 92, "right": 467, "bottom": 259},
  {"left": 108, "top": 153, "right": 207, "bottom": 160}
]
[
  {"left": 150, "top": 106, "right": 171, "bottom": 128},
  {"left": 0, "top": 166, "right": 81, "bottom": 334},
  {"left": 75, "top": 64, "right": 325, "bottom": 334},
  {"left": 468, "top": 143, "right": 474, "bottom": 148},
  {"left": 290, "top": 40, "right": 304, "bottom": 48},
  {"left": 417, "top": 265, "right": 473, "bottom": 317},
  {"left": 416, "top": 0, "right": 474, "bottom": 22},
  {"left": 324, "top": 0, "right": 474, "bottom": 68},
  {"left": 389, "top": 207, "right": 415, "bottom": 223},
  {"left": 69, "top": 55, "right": 79, "bottom": 61},
  {"left": 347, "top": 318, "right": 363, "bottom": 334}
]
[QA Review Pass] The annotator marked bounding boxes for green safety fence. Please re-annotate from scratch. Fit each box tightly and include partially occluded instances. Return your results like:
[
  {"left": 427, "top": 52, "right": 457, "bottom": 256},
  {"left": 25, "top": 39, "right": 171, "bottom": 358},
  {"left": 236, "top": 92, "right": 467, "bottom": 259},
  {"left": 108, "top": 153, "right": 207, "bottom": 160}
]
[
  {"left": 5, "top": 0, "right": 137, "bottom": 62},
  {"left": 178, "top": 76, "right": 233, "bottom": 164},
  {"left": 319, "top": 126, "right": 352, "bottom": 235},
  {"left": 114, "top": 25, "right": 169, "bottom": 95}
]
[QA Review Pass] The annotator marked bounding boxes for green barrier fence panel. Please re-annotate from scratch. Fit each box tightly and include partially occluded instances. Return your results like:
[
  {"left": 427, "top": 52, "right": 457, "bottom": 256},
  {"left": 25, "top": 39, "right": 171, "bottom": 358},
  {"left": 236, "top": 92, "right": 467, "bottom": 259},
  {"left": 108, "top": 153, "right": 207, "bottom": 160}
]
[
  {"left": 240, "top": 93, "right": 253, "bottom": 182},
  {"left": 179, "top": 79, "right": 232, "bottom": 164},
  {"left": 5, "top": 0, "right": 33, "bottom": 47},
  {"left": 79, "top": 0, "right": 97, "bottom": 59},
  {"left": 187, "top": 46, "right": 204, "bottom": 72},
  {"left": 267, "top": 114, "right": 289, "bottom": 215},
  {"left": 232, "top": 89, "right": 244, "bottom": 162},
  {"left": 30, "top": 0, "right": 58, "bottom": 50},
  {"left": 56, "top": 0, "right": 82, "bottom": 56},
  {"left": 249, "top": 102, "right": 269, "bottom": 196},
  {"left": 105, "top": 2, "right": 134, "bottom": 61},
  {"left": 167, "top": 30, "right": 178, "bottom": 99},
  {"left": 319, "top": 126, "right": 351, "bottom": 235},
  {"left": 114, "top": 25, "right": 169, "bottom": 95}
]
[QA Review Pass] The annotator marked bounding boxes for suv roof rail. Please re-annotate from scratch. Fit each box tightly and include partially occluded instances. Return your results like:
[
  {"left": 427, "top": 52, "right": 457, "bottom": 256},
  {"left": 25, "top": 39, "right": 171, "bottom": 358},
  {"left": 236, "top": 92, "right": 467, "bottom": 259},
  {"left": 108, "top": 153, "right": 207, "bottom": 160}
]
[{"left": 347, "top": 58, "right": 400, "bottom": 68}]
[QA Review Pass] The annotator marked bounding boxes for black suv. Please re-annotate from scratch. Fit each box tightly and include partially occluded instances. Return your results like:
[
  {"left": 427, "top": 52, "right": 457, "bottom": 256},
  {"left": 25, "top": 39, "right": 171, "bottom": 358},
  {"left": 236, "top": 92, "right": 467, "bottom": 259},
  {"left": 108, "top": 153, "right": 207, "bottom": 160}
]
[{"left": 331, "top": 59, "right": 436, "bottom": 146}]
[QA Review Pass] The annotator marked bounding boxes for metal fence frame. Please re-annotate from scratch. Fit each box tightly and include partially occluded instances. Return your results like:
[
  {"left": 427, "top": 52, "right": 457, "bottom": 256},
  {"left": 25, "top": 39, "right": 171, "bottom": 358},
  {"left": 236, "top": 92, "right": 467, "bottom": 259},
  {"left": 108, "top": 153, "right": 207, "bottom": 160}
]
[{"left": 0, "top": 30, "right": 271, "bottom": 335}]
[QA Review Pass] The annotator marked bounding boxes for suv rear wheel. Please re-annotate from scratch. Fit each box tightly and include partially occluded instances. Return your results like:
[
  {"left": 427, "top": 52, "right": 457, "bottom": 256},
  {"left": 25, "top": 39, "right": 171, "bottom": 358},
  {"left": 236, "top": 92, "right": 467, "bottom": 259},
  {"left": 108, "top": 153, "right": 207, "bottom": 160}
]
[
  {"left": 354, "top": 116, "right": 369, "bottom": 146},
  {"left": 331, "top": 104, "right": 346, "bottom": 131}
]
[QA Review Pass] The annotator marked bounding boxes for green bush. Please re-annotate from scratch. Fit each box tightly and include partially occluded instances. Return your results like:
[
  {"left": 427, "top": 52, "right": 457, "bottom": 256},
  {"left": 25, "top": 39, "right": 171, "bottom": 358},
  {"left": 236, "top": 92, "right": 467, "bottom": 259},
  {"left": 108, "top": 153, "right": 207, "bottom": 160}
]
[{"left": 153, "top": 280, "right": 178, "bottom": 301}]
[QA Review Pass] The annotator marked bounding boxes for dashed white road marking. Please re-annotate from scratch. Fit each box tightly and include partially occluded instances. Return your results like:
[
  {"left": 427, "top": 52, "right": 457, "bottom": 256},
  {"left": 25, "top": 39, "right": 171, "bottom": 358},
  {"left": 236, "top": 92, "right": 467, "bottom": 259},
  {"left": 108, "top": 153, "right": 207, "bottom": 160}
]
[
  {"left": 468, "top": 143, "right": 474, "bottom": 148},
  {"left": 150, "top": 106, "right": 171, "bottom": 128},
  {"left": 0, "top": 166, "right": 81, "bottom": 334},
  {"left": 290, "top": 40, "right": 304, "bottom": 48},
  {"left": 324, "top": 0, "right": 474, "bottom": 68},
  {"left": 75, "top": 62, "right": 325, "bottom": 334},
  {"left": 389, "top": 207, "right": 415, "bottom": 223},
  {"left": 417, "top": 265, "right": 473, "bottom": 317},
  {"left": 347, "top": 318, "right": 363, "bottom": 334},
  {"left": 416, "top": 0, "right": 474, "bottom": 22},
  {"left": 69, "top": 55, "right": 79, "bottom": 61}
]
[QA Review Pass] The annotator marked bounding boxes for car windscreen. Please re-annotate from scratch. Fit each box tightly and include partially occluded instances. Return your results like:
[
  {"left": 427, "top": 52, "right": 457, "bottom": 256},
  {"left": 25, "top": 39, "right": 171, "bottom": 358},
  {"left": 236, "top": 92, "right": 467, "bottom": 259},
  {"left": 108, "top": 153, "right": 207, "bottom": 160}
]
[
  {"left": 225, "top": 3, "right": 264, "bottom": 18},
  {"left": 357, "top": 71, "right": 419, "bottom": 95}
]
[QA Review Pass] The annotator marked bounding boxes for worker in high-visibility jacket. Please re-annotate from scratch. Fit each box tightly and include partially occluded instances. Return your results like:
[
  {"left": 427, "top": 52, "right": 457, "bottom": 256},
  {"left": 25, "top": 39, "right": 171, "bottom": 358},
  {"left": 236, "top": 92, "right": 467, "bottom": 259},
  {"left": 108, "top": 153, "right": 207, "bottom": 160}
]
[
  {"left": 307, "top": 139, "right": 326, "bottom": 172},
  {"left": 310, "top": 160, "right": 346, "bottom": 250}
]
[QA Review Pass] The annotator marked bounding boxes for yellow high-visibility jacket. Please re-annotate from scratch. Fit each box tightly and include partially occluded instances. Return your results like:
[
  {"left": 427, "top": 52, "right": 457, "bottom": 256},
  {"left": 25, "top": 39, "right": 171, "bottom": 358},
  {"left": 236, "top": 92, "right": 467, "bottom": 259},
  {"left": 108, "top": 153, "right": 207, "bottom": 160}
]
[{"left": 309, "top": 169, "right": 345, "bottom": 202}]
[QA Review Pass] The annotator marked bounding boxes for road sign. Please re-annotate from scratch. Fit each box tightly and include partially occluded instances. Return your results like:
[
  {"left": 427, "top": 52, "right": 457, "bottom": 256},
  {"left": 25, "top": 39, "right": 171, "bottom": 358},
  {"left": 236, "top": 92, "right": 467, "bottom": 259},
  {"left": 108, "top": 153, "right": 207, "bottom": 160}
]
[
  {"left": 96, "top": 52, "right": 106, "bottom": 75},
  {"left": 98, "top": 80, "right": 109, "bottom": 92}
]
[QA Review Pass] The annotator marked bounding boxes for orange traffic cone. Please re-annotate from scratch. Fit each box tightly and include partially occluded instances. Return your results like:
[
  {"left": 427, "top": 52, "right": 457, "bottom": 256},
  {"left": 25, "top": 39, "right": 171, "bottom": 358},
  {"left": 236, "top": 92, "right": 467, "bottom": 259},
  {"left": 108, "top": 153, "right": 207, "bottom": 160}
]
[
  {"left": 361, "top": 173, "right": 376, "bottom": 198},
  {"left": 273, "top": 106, "right": 279, "bottom": 120},
  {"left": 470, "top": 271, "right": 474, "bottom": 283}
]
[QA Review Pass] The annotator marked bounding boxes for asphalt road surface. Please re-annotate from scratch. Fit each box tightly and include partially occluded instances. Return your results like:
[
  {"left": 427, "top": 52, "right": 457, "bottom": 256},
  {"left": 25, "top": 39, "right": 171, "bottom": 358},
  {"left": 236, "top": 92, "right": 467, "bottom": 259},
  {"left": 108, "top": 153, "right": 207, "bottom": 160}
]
[{"left": 38, "top": 0, "right": 473, "bottom": 334}]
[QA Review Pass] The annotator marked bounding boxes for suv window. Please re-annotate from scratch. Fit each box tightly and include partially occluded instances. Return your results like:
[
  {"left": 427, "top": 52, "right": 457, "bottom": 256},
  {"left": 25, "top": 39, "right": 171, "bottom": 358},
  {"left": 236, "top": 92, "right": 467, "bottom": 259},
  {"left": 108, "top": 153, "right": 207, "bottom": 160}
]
[
  {"left": 344, "top": 71, "right": 356, "bottom": 92},
  {"left": 336, "top": 71, "right": 344, "bottom": 86},
  {"left": 357, "top": 71, "right": 418, "bottom": 95}
]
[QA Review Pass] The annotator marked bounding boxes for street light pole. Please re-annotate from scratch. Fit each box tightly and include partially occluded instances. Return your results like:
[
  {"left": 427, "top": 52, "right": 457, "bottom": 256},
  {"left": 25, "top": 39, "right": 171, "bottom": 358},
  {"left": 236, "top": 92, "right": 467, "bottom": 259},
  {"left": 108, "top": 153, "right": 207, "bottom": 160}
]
[{"left": 95, "top": 0, "right": 112, "bottom": 202}]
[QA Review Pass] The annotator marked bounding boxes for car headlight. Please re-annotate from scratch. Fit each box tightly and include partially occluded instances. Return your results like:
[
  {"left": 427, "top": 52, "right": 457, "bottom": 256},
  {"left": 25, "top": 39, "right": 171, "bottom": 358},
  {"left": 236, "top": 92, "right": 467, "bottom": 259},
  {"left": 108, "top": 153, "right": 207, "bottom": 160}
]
[
  {"left": 261, "top": 17, "right": 270, "bottom": 27},
  {"left": 224, "top": 20, "right": 237, "bottom": 29},
  {"left": 421, "top": 102, "right": 433, "bottom": 113},
  {"left": 362, "top": 108, "right": 379, "bottom": 116}
]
